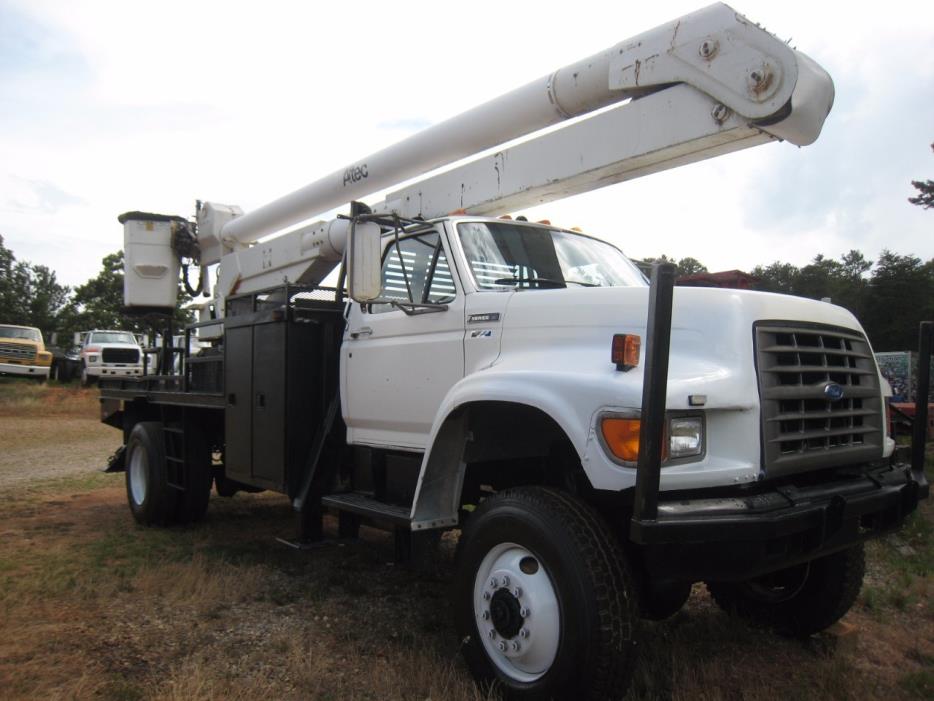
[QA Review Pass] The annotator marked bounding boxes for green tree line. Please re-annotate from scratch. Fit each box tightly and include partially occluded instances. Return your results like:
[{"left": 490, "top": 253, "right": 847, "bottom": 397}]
[
  {"left": 1, "top": 242, "right": 931, "bottom": 354},
  {"left": 0, "top": 235, "right": 190, "bottom": 348},
  {"left": 639, "top": 250, "right": 933, "bottom": 352}
]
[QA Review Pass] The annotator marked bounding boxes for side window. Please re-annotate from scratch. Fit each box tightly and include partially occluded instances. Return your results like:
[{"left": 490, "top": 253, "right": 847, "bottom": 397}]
[
  {"left": 426, "top": 248, "right": 456, "bottom": 302},
  {"left": 371, "top": 231, "right": 455, "bottom": 313}
]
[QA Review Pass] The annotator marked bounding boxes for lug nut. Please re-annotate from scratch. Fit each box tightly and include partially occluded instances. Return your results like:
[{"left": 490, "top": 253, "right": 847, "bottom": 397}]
[
  {"left": 501, "top": 575, "right": 510, "bottom": 587},
  {"left": 490, "top": 577, "right": 498, "bottom": 588},
  {"left": 513, "top": 587, "right": 522, "bottom": 598},
  {"left": 520, "top": 607, "right": 530, "bottom": 618},
  {"left": 483, "top": 591, "right": 491, "bottom": 601},
  {"left": 519, "top": 628, "right": 529, "bottom": 639},
  {"left": 512, "top": 641, "right": 521, "bottom": 652},
  {"left": 488, "top": 629, "right": 497, "bottom": 639},
  {"left": 498, "top": 641, "right": 507, "bottom": 652},
  {"left": 482, "top": 610, "right": 490, "bottom": 620}
]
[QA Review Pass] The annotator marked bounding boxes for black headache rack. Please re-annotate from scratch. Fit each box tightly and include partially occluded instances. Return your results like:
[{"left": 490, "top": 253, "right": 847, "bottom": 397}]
[
  {"left": 629, "top": 265, "right": 930, "bottom": 581},
  {"left": 99, "top": 312, "right": 227, "bottom": 409}
]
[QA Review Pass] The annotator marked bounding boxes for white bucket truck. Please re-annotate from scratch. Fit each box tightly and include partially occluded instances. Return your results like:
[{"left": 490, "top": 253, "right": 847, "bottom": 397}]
[{"left": 97, "top": 5, "right": 928, "bottom": 698}]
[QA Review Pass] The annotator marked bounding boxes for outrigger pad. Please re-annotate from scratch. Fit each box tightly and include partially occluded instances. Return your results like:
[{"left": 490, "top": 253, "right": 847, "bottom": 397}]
[{"left": 104, "top": 445, "right": 126, "bottom": 473}]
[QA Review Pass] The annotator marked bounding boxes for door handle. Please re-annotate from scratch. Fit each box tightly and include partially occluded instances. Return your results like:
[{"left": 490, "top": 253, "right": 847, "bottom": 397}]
[{"left": 350, "top": 326, "right": 373, "bottom": 339}]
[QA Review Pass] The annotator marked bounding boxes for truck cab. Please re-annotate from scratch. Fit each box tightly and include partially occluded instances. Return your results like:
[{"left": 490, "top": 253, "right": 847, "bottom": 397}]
[
  {"left": 0, "top": 324, "right": 52, "bottom": 381},
  {"left": 343, "top": 216, "right": 898, "bottom": 517}
]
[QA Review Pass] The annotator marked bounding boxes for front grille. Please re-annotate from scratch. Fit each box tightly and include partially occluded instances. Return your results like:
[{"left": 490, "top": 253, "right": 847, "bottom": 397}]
[
  {"left": 0, "top": 342, "right": 36, "bottom": 362},
  {"left": 102, "top": 348, "right": 140, "bottom": 364},
  {"left": 755, "top": 322, "right": 883, "bottom": 476}
]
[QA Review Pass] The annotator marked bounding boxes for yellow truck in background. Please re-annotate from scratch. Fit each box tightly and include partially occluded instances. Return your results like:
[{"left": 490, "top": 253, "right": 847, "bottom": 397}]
[{"left": 0, "top": 324, "right": 52, "bottom": 381}]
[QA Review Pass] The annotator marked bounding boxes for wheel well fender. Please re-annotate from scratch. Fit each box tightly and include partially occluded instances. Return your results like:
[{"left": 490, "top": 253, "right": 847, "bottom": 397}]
[{"left": 410, "top": 400, "right": 584, "bottom": 530}]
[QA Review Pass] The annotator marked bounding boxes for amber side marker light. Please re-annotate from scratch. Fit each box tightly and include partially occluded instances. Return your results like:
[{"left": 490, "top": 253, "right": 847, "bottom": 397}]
[
  {"left": 611, "top": 334, "right": 641, "bottom": 371},
  {"left": 601, "top": 417, "right": 641, "bottom": 463}
]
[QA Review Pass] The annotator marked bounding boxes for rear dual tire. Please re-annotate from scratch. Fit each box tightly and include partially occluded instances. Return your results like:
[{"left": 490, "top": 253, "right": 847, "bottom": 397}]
[
  {"left": 125, "top": 421, "right": 212, "bottom": 526},
  {"left": 126, "top": 422, "right": 176, "bottom": 526}
]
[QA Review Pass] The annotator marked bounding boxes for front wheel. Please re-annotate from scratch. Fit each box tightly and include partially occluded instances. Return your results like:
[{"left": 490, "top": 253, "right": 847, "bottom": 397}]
[
  {"left": 706, "top": 544, "right": 865, "bottom": 636},
  {"left": 80, "top": 364, "right": 94, "bottom": 387},
  {"left": 454, "top": 487, "right": 639, "bottom": 700}
]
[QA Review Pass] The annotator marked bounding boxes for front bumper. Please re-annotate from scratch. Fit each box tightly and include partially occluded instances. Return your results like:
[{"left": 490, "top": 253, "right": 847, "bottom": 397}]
[
  {"left": 0, "top": 362, "right": 50, "bottom": 378},
  {"left": 86, "top": 365, "right": 143, "bottom": 378},
  {"left": 631, "top": 463, "right": 927, "bottom": 582}
]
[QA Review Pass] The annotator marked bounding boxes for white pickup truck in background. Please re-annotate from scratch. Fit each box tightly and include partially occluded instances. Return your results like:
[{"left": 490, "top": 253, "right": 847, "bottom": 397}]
[{"left": 76, "top": 330, "right": 144, "bottom": 386}]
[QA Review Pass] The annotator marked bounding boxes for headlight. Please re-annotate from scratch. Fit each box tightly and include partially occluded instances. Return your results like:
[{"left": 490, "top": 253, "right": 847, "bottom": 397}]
[
  {"left": 668, "top": 416, "right": 703, "bottom": 459},
  {"left": 87, "top": 354, "right": 98, "bottom": 363},
  {"left": 599, "top": 412, "right": 704, "bottom": 464}
]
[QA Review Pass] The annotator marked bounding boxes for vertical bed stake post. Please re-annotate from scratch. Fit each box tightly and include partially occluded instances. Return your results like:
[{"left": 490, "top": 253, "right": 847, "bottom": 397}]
[
  {"left": 631, "top": 263, "right": 677, "bottom": 537},
  {"left": 911, "top": 321, "right": 933, "bottom": 482}
]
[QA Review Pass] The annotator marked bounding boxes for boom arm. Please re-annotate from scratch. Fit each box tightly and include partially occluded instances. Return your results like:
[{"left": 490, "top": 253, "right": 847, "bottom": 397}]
[
  {"left": 122, "top": 4, "right": 834, "bottom": 317},
  {"left": 202, "top": 2, "right": 832, "bottom": 262}
]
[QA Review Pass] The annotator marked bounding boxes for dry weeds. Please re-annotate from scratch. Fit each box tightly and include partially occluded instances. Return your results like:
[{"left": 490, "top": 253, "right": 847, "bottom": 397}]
[{"left": 0, "top": 383, "right": 931, "bottom": 700}]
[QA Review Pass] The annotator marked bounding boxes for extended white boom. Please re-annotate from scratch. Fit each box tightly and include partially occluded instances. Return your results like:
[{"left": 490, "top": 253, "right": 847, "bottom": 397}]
[
  {"left": 123, "top": 4, "right": 834, "bottom": 317},
  {"left": 202, "top": 2, "right": 833, "bottom": 263}
]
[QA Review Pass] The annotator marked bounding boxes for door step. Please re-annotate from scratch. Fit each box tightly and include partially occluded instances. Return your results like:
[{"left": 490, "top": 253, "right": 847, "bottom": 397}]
[{"left": 321, "top": 492, "right": 411, "bottom": 527}]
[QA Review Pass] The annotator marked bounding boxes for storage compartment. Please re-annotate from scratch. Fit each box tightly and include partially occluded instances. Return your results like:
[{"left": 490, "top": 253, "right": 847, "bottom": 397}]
[{"left": 223, "top": 285, "right": 344, "bottom": 496}]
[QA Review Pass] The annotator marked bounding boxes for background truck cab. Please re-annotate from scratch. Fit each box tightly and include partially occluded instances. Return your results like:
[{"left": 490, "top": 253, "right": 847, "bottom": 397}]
[
  {"left": 0, "top": 324, "right": 52, "bottom": 381},
  {"left": 76, "top": 330, "right": 144, "bottom": 386}
]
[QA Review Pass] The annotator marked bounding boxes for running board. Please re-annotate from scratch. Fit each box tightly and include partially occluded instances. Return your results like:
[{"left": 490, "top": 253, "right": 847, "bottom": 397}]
[{"left": 321, "top": 492, "right": 411, "bottom": 528}]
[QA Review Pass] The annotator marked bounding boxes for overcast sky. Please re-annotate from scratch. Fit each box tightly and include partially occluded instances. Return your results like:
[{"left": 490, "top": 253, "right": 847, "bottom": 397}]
[{"left": 1, "top": 0, "right": 932, "bottom": 287}]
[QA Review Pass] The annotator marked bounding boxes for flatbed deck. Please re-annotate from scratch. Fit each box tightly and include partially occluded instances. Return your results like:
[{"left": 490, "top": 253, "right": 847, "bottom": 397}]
[{"left": 100, "top": 381, "right": 226, "bottom": 409}]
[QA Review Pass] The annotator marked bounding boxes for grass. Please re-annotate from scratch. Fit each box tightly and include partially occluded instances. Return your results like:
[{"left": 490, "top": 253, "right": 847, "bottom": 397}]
[
  {"left": 2, "top": 475, "right": 931, "bottom": 701},
  {"left": 0, "top": 378, "right": 95, "bottom": 417},
  {"left": 0, "top": 484, "right": 497, "bottom": 700},
  {"left": 861, "top": 443, "right": 934, "bottom": 618},
  {"left": 0, "top": 382, "right": 931, "bottom": 700}
]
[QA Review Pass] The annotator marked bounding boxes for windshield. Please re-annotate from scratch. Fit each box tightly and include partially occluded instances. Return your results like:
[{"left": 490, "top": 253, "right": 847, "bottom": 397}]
[
  {"left": 0, "top": 326, "right": 40, "bottom": 341},
  {"left": 457, "top": 222, "right": 646, "bottom": 290},
  {"left": 89, "top": 332, "right": 136, "bottom": 344}
]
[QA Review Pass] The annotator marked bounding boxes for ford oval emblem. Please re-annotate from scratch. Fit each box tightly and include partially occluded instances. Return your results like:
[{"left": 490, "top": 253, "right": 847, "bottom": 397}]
[{"left": 823, "top": 382, "right": 845, "bottom": 402}]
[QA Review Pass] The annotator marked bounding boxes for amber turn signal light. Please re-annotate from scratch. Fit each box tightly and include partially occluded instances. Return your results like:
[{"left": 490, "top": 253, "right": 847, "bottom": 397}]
[
  {"left": 612, "top": 334, "right": 640, "bottom": 371},
  {"left": 601, "top": 417, "right": 641, "bottom": 462}
]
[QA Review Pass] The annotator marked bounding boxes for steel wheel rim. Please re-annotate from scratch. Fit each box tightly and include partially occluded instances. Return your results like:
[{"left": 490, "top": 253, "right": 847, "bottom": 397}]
[
  {"left": 473, "top": 542, "right": 560, "bottom": 683},
  {"left": 129, "top": 446, "right": 148, "bottom": 506}
]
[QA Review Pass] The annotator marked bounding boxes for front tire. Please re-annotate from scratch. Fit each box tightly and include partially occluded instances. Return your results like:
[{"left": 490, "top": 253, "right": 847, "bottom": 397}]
[
  {"left": 80, "top": 364, "right": 94, "bottom": 387},
  {"left": 125, "top": 422, "right": 178, "bottom": 526},
  {"left": 454, "top": 487, "right": 638, "bottom": 700},
  {"left": 706, "top": 544, "right": 865, "bottom": 636}
]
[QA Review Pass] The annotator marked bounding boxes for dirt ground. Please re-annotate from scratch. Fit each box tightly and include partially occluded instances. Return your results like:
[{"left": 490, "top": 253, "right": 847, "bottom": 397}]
[
  {"left": 0, "top": 416, "right": 116, "bottom": 488},
  {"left": 0, "top": 383, "right": 931, "bottom": 700}
]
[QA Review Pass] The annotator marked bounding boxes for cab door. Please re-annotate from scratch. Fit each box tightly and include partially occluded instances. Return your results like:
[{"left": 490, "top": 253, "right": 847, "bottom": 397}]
[{"left": 341, "top": 228, "right": 464, "bottom": 450}]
